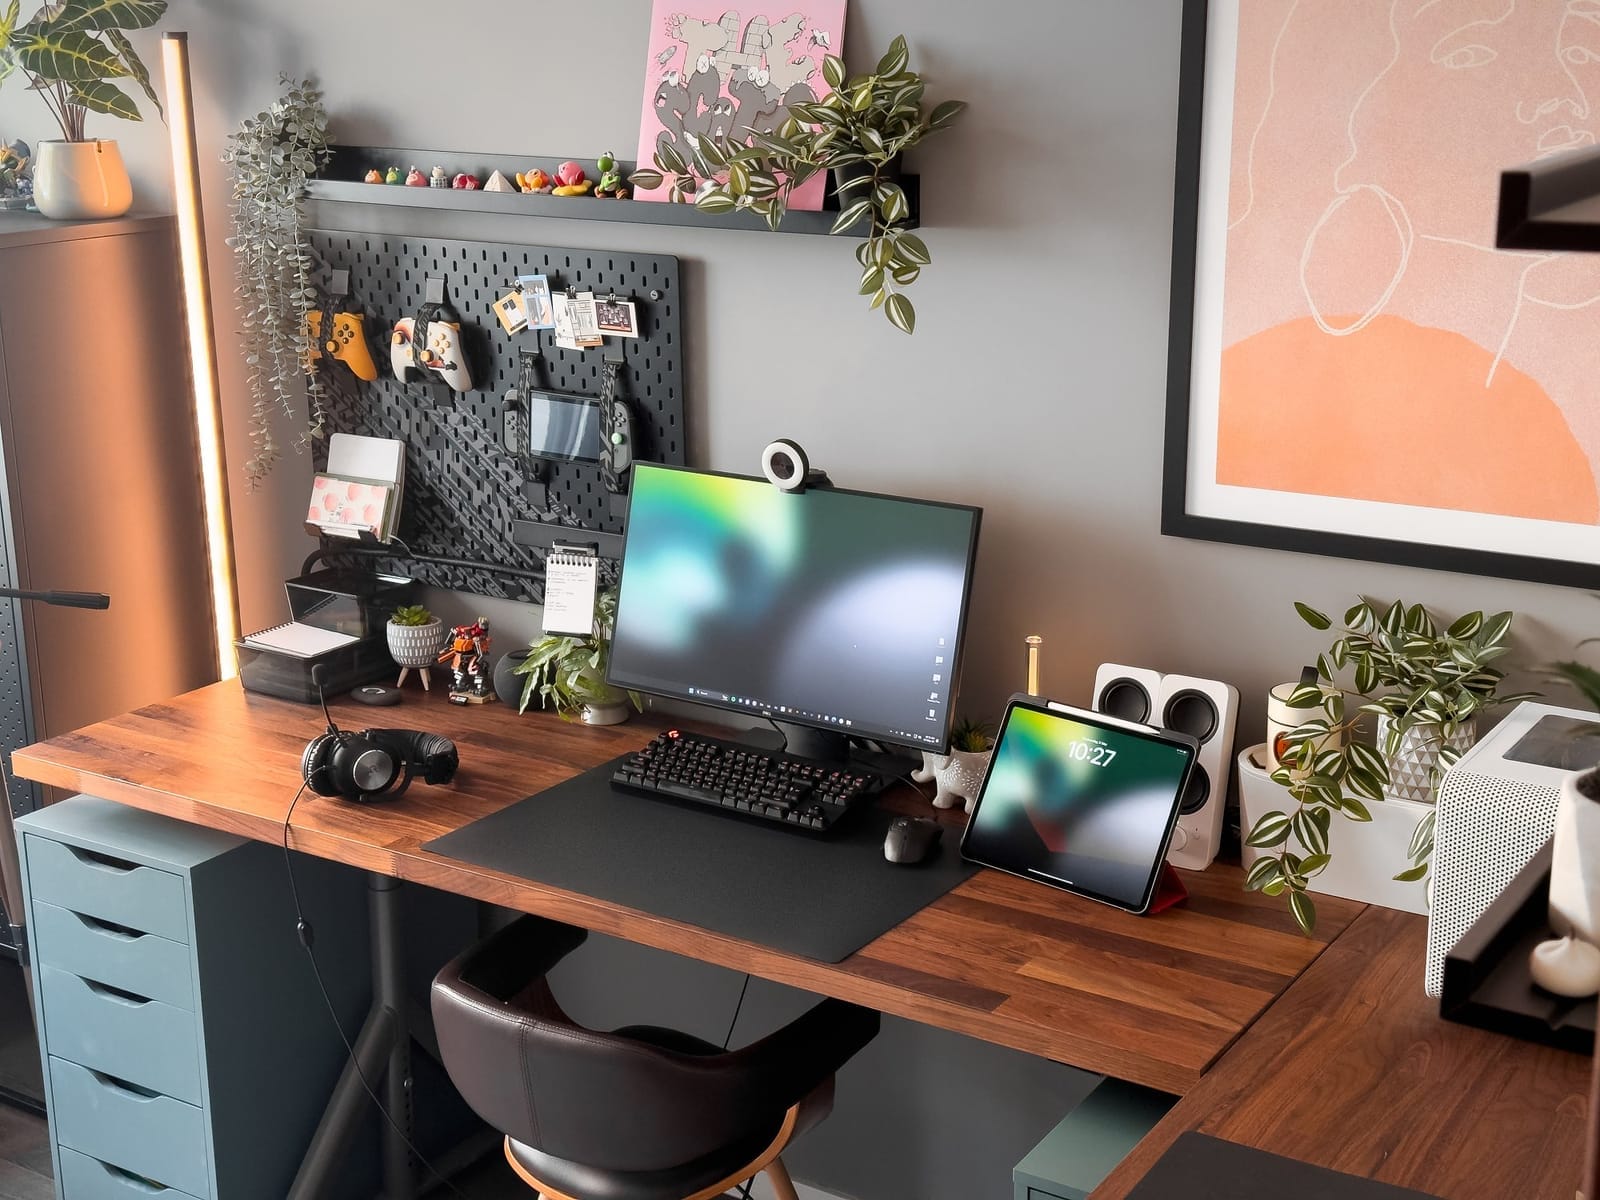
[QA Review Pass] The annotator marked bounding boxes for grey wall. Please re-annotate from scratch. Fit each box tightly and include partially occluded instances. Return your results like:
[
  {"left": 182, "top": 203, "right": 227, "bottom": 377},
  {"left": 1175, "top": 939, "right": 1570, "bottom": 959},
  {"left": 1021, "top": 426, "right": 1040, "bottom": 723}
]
[{"left": 6, "top": 2, "right": 1600, "bottom": 1196}]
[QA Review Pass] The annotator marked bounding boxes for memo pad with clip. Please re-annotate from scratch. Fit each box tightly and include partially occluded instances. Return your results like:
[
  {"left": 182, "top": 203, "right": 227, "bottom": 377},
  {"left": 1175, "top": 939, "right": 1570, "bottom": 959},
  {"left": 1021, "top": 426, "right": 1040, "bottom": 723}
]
[{"left": 960, "top": 695, "right": 1200, "bottom": 915}]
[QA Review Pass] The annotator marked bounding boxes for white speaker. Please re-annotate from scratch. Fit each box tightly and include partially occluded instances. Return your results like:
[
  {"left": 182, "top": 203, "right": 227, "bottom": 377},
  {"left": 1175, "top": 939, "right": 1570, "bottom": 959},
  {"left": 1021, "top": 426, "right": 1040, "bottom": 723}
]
[
  {"left": 1091, "top": 664, "right": 1164, "bottom": 726},
  {"left": 1425, "top": 701, "right": 1600, "bottom": 996},
  {"left": 1157, "top": 675, "right": 1239, "bottom": 871},
  {"left": 1090, "top": 665, "right": 1238, "bottom": 870}
]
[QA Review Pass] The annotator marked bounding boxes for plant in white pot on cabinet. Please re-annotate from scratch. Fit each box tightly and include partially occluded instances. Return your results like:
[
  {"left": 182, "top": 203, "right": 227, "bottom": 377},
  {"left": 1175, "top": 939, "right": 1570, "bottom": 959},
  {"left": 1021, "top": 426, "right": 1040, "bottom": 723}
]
[
  {"left": 0, "top": 0, "right": 168, "bottom": 219},
  {"left": 1243, "top": 598, "right": 1533, "bottom": 934},
  {"left": 387, "top": 604, "right": 445, "bottom": 691},
  {"left": 912, "top": 716, "right": 992, "bottom": 814}
]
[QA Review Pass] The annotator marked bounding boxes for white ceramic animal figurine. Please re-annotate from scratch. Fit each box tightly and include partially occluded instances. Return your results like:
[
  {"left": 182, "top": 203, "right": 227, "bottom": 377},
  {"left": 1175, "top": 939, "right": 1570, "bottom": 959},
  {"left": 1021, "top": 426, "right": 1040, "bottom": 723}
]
[{"left": 912, "top": 749, "right": 991, "bottom": 814}]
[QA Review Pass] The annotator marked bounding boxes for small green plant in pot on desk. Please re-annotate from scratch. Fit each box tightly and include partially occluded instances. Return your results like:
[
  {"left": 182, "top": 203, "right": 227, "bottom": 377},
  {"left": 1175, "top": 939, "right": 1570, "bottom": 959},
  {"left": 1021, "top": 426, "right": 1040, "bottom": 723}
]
[
  {"left": 1245, "top": 598, "right": 1533, "bottom": 934},
  {"left": 387, "top": 605, "right": 446, "bottom": 691},
  {"left": 513, "top": 589, "right": 641, "bottom": 725},
  {"left": 911, "top": 716, "right": 992, "bottom": 814}
]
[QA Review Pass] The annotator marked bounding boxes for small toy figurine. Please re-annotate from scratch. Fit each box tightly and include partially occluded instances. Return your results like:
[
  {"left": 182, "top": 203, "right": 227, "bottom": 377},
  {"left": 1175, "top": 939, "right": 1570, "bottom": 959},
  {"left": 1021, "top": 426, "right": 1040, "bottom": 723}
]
[
  {"left": 594, "top": 150, "right": 627, "bottom": 198},
  {"left": 429, "top": 165, "right": 448, "bottom": 189},
  {"left": 384, "top": 166, "right": 403, "bottom": 185},
  {"left": 440, "top": 618, "right": 495, "bottom": 704},
  {"left": 363, "top": 168, "right": 384, "bottom": 184},
  {"left": 404, "top": 166, "right": 429, "bottom": 187},
  {"left": 552, "top": 160, "right": 592, "bottom": 196},
  {"left": 483, "top": 170, "right": 515, "bottom": 192},
  {"left": 451, "top": 173, "right": 480, "bottom": 190},
  {"left": 516, "top": 168, "right": 553, "bottom": 194}
]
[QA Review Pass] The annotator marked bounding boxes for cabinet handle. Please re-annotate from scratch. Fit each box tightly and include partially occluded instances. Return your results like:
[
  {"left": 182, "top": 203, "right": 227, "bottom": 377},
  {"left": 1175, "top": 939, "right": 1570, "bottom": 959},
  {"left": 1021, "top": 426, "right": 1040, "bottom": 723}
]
[
  {"left": 81, "top": 978, "right": 152, "bottom": 1007},
  {"left": 74, "top": 912, "right": 145, "bottom": 942},
  {"left": 87, "top": 1068, "right": 160, "bottom": 1102},
  {"left": 64, "top": 845, "right": 139, "bottom": 874},
  {"left": 94, "top": 1159, "right": 173, "bottom": 1193}
]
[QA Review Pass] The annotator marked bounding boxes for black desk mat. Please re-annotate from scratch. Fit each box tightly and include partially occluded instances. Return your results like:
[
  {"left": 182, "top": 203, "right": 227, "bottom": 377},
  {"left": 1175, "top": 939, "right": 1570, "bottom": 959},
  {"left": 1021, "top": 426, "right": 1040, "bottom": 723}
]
[
  {"left": 1128, "top": 1134, "right": 1440, "bottom": 1199},
  {"left": 422, "top": 758, "right": 978, "bottom": 963}
]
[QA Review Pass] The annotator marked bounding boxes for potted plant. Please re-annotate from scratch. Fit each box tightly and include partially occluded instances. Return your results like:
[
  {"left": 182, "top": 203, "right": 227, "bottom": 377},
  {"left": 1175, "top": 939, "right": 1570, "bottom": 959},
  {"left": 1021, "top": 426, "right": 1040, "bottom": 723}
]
[
  {"left": 910, "top": 715, "right": 992, "bottom": 814},
  {"left": 221, "top": 74, "right": 330, "bottom": 484},
  {"left": 512, "top": 589, "right": 641, "bottom": 724},
  {"left": 0, "top": 0, "right": 166, "bottom": 219},
  {"left": 1243, "top": 598, "right": 1533, "bottom": 933},
  {"left": 386, "top": 604, "right": 445, "bottom": 691},
  {"left": 630, "top": 34, "right": 965, "bottom": 335}
]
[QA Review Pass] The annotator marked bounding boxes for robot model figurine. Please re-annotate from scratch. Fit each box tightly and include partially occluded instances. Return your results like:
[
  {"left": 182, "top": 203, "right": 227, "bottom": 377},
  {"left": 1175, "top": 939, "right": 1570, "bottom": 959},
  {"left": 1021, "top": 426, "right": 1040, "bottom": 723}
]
[{"left": 440, "top": 617, "right": 494, "bottom": 705}]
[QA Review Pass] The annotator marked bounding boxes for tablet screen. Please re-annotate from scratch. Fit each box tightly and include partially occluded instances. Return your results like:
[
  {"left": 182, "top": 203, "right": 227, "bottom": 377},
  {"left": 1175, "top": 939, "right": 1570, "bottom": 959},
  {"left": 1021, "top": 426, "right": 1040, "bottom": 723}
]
[{"left": 961, "top": 700, "right": 1197, "bottom": 912}]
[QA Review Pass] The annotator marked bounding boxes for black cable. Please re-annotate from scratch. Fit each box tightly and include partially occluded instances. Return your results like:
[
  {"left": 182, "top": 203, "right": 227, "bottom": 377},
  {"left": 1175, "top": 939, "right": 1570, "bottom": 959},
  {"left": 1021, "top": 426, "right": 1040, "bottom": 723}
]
[
  {"left": 720, "top": 972, "right": 752, "bottom": 1050},
  {"left": 763, "top": 715, "right": 789, "bottom": 754},
  {"left": 901, "top": 769, "right": 935, "bottom": 803},
  {"left": 280, "top": 781, "right": 474, "bottom": 1200}
]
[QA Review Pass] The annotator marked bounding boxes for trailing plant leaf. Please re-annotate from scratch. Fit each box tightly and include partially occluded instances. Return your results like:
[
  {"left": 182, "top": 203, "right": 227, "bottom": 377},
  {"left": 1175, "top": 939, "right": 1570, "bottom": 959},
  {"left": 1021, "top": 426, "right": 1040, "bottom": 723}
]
[{"left": 222, "top": 73, "right": 330, "bottom": 485}]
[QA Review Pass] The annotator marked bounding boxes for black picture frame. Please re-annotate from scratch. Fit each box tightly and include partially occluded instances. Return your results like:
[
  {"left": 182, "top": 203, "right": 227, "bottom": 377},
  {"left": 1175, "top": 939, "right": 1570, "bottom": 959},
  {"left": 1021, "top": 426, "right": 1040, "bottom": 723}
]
[{"left": 1160, "top": 0, "right": 1600, "bottom": 590}]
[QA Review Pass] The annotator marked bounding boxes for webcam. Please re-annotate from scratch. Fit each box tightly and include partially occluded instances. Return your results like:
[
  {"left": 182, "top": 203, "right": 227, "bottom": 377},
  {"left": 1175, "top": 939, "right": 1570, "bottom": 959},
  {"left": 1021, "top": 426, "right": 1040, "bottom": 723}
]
[{"left": 761, "top": 438, "right": 830, "bottom": 492}]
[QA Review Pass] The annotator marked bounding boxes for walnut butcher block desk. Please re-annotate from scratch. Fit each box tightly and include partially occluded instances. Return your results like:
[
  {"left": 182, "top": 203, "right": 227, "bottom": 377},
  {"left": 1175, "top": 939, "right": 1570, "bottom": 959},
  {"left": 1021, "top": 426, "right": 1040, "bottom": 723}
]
[{"left": 11, "top": 679, "right": 1360, "bottom": 1097}]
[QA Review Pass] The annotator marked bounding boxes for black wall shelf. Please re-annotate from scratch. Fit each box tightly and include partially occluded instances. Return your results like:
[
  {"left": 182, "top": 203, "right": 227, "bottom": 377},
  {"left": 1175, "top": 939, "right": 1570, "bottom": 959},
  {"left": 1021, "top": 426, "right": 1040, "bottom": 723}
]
[
  {"left": 1497, "top": 144, "right": 1600, "bottom": 252},
  {"left": 307, "top": 145, "right": 917, "bottom": 238}
]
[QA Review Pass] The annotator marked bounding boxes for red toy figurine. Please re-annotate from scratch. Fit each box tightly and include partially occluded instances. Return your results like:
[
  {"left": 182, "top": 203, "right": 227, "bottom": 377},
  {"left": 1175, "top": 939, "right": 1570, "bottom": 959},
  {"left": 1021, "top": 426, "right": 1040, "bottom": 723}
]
[{"left": 439, "top": 617, "right": 494, "bottom": 704}]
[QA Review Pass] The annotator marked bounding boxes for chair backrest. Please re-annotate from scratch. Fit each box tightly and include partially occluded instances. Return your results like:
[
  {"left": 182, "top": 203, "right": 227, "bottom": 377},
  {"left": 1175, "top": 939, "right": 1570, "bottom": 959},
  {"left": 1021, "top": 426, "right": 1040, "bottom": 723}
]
[{"left": 431, "top": 915, "right": 825, "bottom": 1172}]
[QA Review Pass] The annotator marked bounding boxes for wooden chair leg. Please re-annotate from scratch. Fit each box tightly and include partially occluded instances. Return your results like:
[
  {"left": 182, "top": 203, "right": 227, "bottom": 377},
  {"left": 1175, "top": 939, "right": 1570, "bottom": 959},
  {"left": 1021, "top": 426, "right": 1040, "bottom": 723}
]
[{"left": 764, "top": 1157, "right": 800, "bottom": 1200}]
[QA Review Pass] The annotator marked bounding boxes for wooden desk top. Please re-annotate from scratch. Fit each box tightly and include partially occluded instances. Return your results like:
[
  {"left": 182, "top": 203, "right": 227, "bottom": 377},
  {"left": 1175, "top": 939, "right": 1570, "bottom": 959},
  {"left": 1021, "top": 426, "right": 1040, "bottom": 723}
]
[
  {"left": 10, "top": 680, "right": 1362, "bottom": 1095},
  {"left": 1093, "top": 905, "right": 1591, "bottom": 1198}
]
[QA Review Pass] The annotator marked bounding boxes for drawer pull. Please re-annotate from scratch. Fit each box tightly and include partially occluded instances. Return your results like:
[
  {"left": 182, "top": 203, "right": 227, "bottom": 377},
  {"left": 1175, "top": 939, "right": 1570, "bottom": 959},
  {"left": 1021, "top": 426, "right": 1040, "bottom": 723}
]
[
  {"left": 64, "top": 846, "right": 140, "bottom": 874},
  {"left": 74, "top": 911, "right": 146, "bottom": 941},
  {"left": 82, "top": 978, "right": 152, "bottom": 1007},
  {"left": 87, "top": 1067, "right": 161, "bottom": 1101},
  {"left": 93, "top": 1159, "right": 175, "bottom": 1193}
]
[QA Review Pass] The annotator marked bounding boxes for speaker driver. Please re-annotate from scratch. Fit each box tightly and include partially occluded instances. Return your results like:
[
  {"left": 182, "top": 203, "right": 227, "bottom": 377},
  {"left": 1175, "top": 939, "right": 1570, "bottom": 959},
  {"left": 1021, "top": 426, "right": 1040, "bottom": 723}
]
[
  {"left": 1097, "top": 678, "right": 1152, "bottom": 724},
  {"left": 1178, "top": 768, "right": 1211, "bottom": 815},
  {"left": 1163, "top": 689, "right": 1219, "bottom": 742}
]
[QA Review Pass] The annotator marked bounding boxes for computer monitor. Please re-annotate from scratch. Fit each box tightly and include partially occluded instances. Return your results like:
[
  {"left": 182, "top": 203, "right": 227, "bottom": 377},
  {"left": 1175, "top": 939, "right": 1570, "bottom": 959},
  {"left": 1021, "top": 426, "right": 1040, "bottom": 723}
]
[{"left": 607, "top": 463, "right": 982, "bottom": 760}]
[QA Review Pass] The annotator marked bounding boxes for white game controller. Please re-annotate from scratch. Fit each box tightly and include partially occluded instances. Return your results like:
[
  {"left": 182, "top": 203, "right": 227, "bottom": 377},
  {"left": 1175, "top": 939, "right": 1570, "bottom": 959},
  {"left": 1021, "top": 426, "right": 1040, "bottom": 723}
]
[{"left": 390, "top": 316, "right": 473, "bottom": 392}]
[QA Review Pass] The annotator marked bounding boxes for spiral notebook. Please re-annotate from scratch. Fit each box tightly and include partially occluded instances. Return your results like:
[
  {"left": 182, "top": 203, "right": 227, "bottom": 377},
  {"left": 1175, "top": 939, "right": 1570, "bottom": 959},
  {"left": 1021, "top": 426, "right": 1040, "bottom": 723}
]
[
  {"left": 543, "top": 550, "right": 599, "bottom": 635},
  {"left": 242, "top": 622, "right": 360, "bottom": 659}
]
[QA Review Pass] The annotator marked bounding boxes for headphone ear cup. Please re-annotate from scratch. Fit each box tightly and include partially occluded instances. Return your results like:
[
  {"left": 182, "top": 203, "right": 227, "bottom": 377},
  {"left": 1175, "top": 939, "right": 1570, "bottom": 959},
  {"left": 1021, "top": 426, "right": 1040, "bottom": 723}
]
[
  {"left": 301, "top": 733, "right": 342, "bottom": 797},
  {"left": 415, "top": 733, "right": 459, "bottom": 784}
]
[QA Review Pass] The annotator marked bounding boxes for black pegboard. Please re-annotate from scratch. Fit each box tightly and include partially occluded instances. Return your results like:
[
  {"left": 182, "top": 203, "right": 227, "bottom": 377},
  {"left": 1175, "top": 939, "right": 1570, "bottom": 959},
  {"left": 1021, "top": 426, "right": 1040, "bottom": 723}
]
[{"left": 306, "top": 228, "right": 685, "bottom": 601}]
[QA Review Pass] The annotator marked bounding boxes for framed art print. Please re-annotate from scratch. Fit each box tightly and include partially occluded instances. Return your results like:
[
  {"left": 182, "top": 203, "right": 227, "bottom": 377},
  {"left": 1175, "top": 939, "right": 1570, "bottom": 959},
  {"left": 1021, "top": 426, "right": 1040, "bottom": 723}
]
[{"left": 1163, "top": 0, "right": 1600, "bottom": 587}]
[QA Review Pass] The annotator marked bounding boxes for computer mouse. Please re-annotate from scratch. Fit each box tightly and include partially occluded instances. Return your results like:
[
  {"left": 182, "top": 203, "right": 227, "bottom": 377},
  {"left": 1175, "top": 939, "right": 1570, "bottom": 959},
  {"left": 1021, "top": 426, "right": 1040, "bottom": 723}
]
[{"left": 884, "top": 816, "right": 943, "bottom": 865}]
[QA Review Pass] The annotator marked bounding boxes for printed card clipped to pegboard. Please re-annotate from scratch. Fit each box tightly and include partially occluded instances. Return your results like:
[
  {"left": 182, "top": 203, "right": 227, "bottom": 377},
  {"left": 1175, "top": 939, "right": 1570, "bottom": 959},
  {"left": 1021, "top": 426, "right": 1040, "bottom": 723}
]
[{"left": 305, "top": 229, "right": 686, "bottom": 602}]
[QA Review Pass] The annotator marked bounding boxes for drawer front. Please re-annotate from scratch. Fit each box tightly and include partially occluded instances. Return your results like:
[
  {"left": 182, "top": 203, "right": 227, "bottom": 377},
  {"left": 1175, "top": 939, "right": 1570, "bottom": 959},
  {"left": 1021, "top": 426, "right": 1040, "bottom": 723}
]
[
  {"left": 57, "top": 1146, "right": 205, "bottom": 1200},
  {"left": 49, "top": 1057, "right": 209, "bottom": 1199},
  {"left": 26, "top": 835, "right": 189, "bottom": 943},
  {"left": 33, "top": 902, "right": 193, "bottom": 1011},
  {"left": 40, "top": 966, "right": 201, "bottom": 1105}
]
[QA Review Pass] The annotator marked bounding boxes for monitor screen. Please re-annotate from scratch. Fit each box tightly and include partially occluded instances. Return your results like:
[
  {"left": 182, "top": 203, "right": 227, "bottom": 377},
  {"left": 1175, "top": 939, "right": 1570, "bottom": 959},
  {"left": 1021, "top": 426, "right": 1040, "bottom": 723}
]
[{"left": 608, "top": 463, "right": 981, "bottom": 753}]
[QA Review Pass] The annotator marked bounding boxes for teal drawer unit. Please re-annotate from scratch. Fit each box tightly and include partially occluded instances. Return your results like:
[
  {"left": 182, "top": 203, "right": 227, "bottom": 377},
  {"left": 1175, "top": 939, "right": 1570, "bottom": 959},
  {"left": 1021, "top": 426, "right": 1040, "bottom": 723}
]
[
  {"left": 1013, "top": 1077, "right": 1176, "bottom": 1200},
  {"left": 19, "top": 795, "right": 368, "bottom": 1200}
]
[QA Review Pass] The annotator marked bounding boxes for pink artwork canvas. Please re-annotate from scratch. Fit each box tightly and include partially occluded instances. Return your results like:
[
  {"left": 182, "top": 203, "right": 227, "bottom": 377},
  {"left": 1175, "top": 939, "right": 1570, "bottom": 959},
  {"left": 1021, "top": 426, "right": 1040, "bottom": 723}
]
[{"left": 634, "top": 2, "right": 847, "bottom": 210}]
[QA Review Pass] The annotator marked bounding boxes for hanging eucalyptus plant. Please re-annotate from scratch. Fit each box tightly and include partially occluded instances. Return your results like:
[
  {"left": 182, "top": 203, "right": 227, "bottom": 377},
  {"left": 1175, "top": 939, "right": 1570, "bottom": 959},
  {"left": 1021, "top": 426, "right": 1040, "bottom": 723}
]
[{"left": 221, "top": 74, "right": 330, "bottom": 485}]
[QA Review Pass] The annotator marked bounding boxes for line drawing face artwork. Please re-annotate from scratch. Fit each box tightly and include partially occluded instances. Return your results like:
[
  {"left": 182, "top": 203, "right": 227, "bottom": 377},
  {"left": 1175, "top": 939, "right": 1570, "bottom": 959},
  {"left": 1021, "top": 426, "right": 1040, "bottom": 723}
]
[
  {"left": 1168, "top": 0, "right": 1600, "bottom": 583},
  {"left": 634, "top": 3, "right": 846, "bottom": 210}
]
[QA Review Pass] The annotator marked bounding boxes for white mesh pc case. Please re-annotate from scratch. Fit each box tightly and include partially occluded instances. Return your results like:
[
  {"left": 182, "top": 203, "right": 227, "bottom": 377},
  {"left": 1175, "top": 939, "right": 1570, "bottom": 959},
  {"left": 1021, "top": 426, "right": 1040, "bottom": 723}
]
[{"left": 1425, "top": 702, "right": 1600, "bottom": 996}]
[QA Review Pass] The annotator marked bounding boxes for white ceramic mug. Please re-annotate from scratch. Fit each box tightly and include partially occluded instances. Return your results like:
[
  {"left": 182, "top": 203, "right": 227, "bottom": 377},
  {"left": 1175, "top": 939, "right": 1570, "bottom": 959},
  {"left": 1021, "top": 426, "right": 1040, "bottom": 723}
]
[{"left": 1266, "top": 681, "right": 1343, "bottom": 772}]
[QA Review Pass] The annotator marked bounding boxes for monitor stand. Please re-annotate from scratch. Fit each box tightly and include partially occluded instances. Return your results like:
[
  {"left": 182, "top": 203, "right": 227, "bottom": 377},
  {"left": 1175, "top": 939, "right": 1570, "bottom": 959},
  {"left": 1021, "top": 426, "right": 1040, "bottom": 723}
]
[{"left": 741, "top": 720, "right": 919, "bottom": 786}]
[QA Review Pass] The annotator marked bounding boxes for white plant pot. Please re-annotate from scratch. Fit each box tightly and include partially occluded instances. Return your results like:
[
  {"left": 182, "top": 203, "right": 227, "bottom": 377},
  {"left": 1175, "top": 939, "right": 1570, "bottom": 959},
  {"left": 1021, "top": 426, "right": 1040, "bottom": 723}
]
[
  {"left": 911, "top": 748, "right": 992, "bottom": 814},
  {"left": 1550, "top": 765, "right": 1600, "bottom": 944},
  {"left": 581, "top": 699, "right": 630, "bottom": 726},
  {"left": 1237, "top": 744, "right": 1430, "bottom": 915},
  {"left": 33, "top": 139, "right": 132, "bottom": 220},
  {"left": 386, "top": 617, "right": 446, "bottom": 668},
  {"left": 1378, "top": 716, "right": 1477, "bottom": 804}
]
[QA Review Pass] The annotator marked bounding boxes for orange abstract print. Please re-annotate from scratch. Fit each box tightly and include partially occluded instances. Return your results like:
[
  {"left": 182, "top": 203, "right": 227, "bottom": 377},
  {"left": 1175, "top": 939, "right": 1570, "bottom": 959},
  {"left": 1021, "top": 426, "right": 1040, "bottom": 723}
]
[
  {"left": 1213, "top": 0, "right": 1600, "bottom": 524},
  {"left": 1218, "top": 316, "right": 1598, "bottom": 521}
]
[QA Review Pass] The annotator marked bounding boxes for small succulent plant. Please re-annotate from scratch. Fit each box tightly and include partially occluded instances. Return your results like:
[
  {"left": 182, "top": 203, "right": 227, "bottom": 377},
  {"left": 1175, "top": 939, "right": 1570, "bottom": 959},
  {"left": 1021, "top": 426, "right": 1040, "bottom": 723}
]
[
  {"left": 390, "top": 605, "right": 434, "bottom": 627},
  {"left": 950, "top": 716, "right": 993, "bottom": 753}
]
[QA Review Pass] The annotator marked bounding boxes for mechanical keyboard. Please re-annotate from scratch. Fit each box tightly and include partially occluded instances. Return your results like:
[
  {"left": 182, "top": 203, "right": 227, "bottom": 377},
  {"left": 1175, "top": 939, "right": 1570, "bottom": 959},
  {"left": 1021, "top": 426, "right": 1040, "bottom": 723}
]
[{"left": 610, "top": 729, "right": 881, "bottom": 833}]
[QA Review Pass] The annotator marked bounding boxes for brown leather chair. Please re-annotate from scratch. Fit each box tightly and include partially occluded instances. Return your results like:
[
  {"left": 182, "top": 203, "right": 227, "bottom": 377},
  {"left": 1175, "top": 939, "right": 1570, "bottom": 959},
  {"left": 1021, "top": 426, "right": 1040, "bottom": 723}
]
[{"left": 431, "top": 914, "right": 880, "bottom": 1200}]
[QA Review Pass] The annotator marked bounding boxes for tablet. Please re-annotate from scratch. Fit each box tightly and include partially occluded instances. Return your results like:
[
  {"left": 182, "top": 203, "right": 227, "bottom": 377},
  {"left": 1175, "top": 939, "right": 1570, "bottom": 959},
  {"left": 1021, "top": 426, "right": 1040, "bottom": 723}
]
[{"left": 960, "top": 696, "right": 1200, "bottom": 914}]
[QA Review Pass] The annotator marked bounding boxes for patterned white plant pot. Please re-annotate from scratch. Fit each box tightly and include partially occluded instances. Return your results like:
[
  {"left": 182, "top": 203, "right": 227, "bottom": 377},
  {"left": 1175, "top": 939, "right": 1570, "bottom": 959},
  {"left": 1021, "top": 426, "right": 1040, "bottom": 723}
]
[
  {"left": 1378, "top": 716, "right": 1477, "bottom": 804},
  {"left": 387, "top": 617, "right": 446, "bottom": 668},
  {"left": 33, "top": 139, "right": 132, "bottom": 220},
  {"left": 911, "top": 748, "right": 992, "bottom": 814}
]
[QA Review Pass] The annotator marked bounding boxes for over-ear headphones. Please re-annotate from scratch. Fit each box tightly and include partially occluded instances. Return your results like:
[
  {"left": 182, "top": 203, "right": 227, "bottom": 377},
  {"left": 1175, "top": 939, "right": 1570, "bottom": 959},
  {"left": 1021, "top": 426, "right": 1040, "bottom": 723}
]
[{"left": 301, "top": 668, "right": 460, "bottom": 802}]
